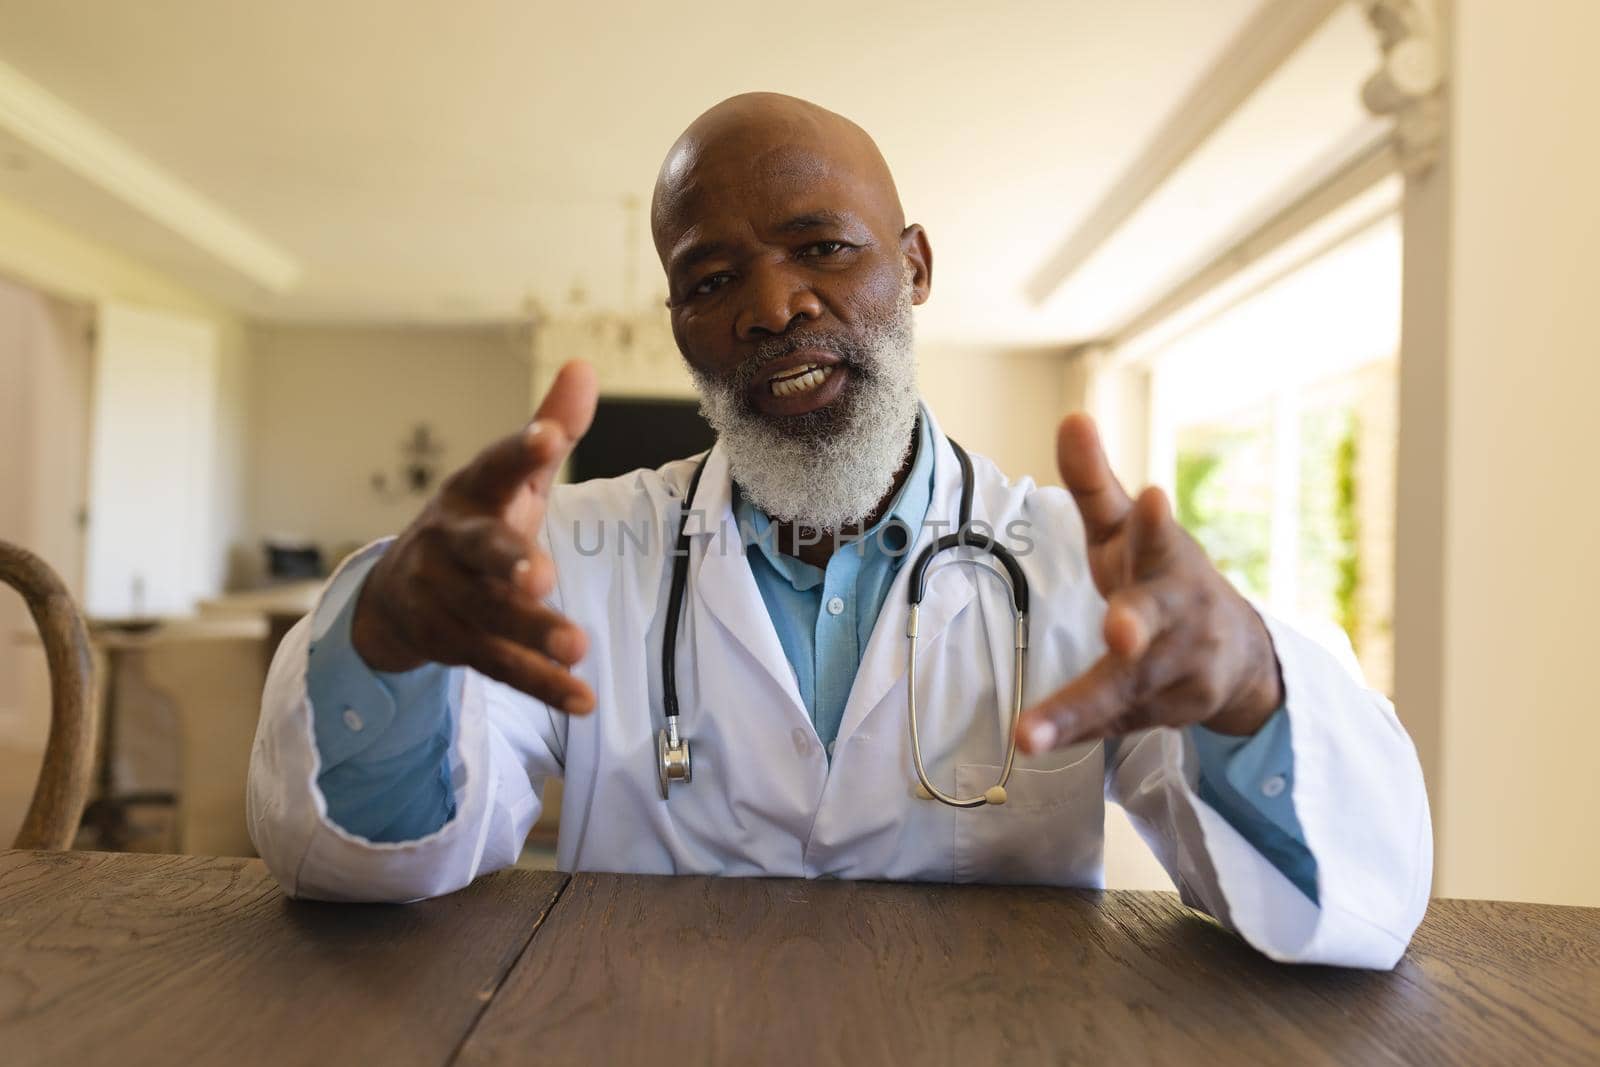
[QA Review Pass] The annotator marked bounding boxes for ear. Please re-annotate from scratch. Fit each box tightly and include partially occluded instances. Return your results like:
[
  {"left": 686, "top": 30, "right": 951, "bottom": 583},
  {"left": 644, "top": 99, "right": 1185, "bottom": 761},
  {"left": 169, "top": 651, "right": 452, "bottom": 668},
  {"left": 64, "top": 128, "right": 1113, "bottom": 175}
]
[{"left": 900, "top": 224, "right": 933, "bottom": 305}]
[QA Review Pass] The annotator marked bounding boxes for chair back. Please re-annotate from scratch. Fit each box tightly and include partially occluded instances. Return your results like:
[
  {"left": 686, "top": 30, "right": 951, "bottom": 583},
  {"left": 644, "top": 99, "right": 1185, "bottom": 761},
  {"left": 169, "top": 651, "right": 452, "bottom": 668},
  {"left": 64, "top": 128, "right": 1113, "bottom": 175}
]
[{"left": 0, "top": 541, "right": 95, "bottom": 849}]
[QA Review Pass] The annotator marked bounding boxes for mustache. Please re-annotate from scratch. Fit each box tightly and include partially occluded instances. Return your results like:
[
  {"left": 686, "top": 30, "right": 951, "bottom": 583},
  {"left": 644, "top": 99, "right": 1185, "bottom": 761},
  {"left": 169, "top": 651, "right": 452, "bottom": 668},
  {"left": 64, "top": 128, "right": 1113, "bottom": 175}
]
[{"left": 729, "top": 331, "right": 871, "bottom": 390}]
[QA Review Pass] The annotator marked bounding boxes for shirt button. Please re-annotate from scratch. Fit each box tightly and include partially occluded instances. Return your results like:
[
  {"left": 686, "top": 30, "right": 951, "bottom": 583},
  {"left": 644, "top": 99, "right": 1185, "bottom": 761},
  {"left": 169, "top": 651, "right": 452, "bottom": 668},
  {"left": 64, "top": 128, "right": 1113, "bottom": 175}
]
[
  {"left": 342, "top": 707, "right": 364, "bottom": 732},
  {"left": 1261, "top": 774, "right": 1287, "bottom": 799},
  {"left": 882, "top": 520, "right": 909, "bottom": 553},
  {"left": 826, "top": 596, "right": 845, "bottom": 616}
]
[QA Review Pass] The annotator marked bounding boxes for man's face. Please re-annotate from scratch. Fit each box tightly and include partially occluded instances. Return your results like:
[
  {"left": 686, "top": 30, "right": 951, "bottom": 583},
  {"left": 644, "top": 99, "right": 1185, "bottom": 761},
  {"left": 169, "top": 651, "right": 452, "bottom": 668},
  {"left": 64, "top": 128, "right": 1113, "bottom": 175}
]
[{"left": 658, "top": 141, "right": 930, "bottom": 435}]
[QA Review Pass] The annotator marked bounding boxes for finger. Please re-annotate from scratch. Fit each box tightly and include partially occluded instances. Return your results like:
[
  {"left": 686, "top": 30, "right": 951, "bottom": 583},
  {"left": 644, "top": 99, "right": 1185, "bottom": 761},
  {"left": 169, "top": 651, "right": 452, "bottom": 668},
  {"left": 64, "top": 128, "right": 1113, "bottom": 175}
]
[
  {"left": 1079, "top": 705, "right": 1157, "bottom": 742},
  {"left": 1128, "top": 628, "right": 1205, "bottom": 697},
  {"left": 418, "top": 583, "right": 595, "bottom": 712},
  {"left": 465, "top": 631, "right": 596, "bottom": 714},
  {"left": 475, "top": 595, "right": 589, "bottom": 668},
  {"left": 1127, "top": 485, "right": 1180, "bottom": 580},
  {"left": 1017, "top": 653, "right": 1136, "bottom": 754},
  {"left": 451, "top": 420, "right": 572, "bottom": 509},
  {"left": 447, "top": 515, "right": 529, "bottom": 577},
  {"left": 425, "top": 555, "right": 587, "bottom": 666},
  {"left": 446, "top": 516, "right": 557, "bottom": 598},
  {"left": 1056, "top": 412, "right": 1133, "bottom": 545},
  {"left": 1142, "top": 675, "right": 1224, "bottom": 729},
  {"left": 1075, "top": 668, "right": 1235, "bottom": 742},
  {"left": 1102, "top": 575, "right": 1186, "bottom": 661}
]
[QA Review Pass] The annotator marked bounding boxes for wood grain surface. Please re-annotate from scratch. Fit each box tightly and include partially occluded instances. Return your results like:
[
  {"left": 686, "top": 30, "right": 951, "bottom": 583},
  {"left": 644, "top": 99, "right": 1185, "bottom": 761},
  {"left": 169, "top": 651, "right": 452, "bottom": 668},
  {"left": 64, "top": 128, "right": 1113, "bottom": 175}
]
[
  {"left": 457, "top": 873, "right": 1600, "bottom": 1067},
  {"left": 4, "top": 854, "right": 1596, "bottom": 1066},
  {"left": 0, "top": 850, "right": 566, "bottom": 1067}
]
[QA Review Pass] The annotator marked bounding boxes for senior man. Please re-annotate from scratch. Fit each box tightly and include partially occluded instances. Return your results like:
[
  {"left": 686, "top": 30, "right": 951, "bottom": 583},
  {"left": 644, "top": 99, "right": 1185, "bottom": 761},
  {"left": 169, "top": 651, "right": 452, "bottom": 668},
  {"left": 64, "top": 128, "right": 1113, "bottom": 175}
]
[{"left": 248, "top": 93, "right": 1431, "bottom": 969}]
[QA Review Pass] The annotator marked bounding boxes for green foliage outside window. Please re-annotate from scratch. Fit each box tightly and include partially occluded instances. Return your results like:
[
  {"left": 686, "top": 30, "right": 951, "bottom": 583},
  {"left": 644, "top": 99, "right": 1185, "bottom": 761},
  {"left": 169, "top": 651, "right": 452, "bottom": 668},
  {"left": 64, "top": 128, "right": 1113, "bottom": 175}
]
[
  {"left": 1175, "top": 405, "right": 1364, "bottom": 657},
  {"left": 1298, "top": 406, "right": 1363, "bottom": 657},
  {"left": 1333, "top": 424, "right": 1361, "bottom": 649},
  {"left": 1173, "top": 425, "right": 1271, "bottom": 600}
]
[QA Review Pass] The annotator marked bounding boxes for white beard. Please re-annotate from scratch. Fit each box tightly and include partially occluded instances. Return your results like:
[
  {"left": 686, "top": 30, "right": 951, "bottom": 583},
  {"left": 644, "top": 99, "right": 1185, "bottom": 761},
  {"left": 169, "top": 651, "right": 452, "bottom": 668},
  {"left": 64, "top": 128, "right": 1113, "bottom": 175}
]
[{"left": 690, "top": 283, "right": 920, "bottom": 532}]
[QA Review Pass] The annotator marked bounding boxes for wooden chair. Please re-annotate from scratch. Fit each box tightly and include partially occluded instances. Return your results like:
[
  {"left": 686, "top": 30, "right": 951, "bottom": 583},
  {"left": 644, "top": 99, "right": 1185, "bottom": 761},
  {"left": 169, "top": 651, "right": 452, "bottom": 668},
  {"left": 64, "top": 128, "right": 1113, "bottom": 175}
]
[{"left": 1, "top": 541, "right": 95, "bottom": 849}]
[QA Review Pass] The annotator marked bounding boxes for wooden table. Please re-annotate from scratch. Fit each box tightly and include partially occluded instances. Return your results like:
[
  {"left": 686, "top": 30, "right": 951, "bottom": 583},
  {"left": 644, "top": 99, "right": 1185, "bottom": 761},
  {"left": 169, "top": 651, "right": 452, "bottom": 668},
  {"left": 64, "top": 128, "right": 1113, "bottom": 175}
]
[{"left": 3, "top": 851, "right": 1597, "bottom": 1065}]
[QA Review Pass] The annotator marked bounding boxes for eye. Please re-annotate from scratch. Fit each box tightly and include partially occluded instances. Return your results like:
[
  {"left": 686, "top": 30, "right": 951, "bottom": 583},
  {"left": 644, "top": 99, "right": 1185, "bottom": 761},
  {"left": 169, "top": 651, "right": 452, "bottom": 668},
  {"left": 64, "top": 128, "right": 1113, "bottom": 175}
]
[
  {"left": 800, "top": 240, "right": 849, "bottom": 258},
  {"left": 692, "top": 273, "right": 733, "bottom": 297}
]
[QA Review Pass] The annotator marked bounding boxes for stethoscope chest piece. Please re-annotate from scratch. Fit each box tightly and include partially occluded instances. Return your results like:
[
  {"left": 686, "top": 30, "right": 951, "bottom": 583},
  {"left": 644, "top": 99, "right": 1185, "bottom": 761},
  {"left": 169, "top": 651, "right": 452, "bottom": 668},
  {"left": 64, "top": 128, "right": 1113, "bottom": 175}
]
[
  {"left": 913, "top": 777, "right": 1009, "bottom": 807},
  {"left": 657, "top": 718, "right": 692, "bottom": 800}
]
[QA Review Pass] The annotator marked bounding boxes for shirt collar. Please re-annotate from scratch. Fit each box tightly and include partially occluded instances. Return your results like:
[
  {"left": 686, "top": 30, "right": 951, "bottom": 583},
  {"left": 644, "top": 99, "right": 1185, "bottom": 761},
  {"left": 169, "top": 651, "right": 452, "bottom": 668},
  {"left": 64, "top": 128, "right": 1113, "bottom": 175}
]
[{"left": 733, "top": 404, "right": 937, "bottom": 590}]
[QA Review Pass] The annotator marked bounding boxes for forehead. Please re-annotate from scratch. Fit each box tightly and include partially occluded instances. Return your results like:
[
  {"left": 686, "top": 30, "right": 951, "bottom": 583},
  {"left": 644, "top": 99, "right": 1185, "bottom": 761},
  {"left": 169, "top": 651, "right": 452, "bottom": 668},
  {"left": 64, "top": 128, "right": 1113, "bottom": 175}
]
[{"left": 658, "top": 141, "right": 882, "bottom": 263}]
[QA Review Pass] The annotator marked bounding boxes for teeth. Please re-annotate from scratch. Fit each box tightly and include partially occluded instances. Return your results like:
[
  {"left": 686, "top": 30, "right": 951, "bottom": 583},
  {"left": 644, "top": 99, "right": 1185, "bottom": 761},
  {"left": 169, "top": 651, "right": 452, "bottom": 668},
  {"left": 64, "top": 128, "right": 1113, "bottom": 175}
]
[{"left": 769, "top": 364, "right": 834, "bottom": 398}]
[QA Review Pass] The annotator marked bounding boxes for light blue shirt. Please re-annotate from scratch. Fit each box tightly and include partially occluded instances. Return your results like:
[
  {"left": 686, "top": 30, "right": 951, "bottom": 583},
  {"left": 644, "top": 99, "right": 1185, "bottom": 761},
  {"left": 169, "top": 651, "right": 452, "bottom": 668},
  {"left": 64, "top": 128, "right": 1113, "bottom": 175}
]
[
  {"left": 306, "top": 574, "right": 457, "bottom": 841},
  {"left": 305, "top": 419, "right": 1316, "bottom": 900},
  {"left": 731, "top": 414, "right": 935, "bottom": 751}
]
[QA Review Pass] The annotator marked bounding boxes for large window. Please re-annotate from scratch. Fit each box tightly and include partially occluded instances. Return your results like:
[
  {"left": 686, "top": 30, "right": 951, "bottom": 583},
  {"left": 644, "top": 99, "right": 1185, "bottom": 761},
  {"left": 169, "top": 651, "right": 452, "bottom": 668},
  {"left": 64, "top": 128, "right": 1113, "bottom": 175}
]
[{"left": 1147, "top": 215, "right": 1400, "bottom": 693}]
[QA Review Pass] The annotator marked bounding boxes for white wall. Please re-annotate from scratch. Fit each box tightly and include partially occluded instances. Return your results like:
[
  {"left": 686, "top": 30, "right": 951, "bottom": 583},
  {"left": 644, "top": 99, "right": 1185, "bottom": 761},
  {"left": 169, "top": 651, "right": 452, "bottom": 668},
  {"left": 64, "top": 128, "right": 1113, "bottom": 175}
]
[
  {"left": 531, "top": 313, "right": 694, "bottom": 405},
  {"left": 0, "top": 189, "right": 252, "bottom": 600},
  {"left": 246, "top": 324, "right": 533, "bottom": 569},
  {"left": 84, "top": 304, "right": 221, "bottom": 616},
  {"left": 918, "top": 344, "right": 1069, "bottom": 489},
  {"left": 25, "top": 299, "right": 94, "bottom": 598},
  {"left": 1, "top": 282, "right": 41, "bottom": 735},
  {"left": 0, "top": 275, "right": 93, "bottom": 742},
  {"left": 1423, "top": 0, "right": 1600, "bottom": 905}
]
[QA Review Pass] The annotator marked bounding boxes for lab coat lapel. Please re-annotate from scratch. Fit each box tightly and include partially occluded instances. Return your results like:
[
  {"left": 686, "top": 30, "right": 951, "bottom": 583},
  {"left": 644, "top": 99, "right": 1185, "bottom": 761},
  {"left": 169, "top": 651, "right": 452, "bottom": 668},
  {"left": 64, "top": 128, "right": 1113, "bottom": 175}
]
[
  {"left": 833, "top": 416, "right": 977, "bottom": 749},
  {"left": 682, "top": 442, "right": 810, "bottom": 723}
]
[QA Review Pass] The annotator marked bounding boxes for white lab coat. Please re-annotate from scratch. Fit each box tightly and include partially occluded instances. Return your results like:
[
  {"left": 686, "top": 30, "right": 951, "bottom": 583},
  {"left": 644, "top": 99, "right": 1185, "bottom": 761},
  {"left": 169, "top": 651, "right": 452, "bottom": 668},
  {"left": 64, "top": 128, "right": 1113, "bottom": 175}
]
[{"left": 248, "top": 409, "right": 1432, "bottom": 968}]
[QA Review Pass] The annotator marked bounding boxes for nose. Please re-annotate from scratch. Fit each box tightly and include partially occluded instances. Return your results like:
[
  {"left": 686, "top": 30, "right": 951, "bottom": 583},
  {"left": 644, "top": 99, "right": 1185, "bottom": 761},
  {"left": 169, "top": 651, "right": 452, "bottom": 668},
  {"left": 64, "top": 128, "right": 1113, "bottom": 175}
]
[{"left": 735, "top": 264, "right": 822, "bottom": 340}]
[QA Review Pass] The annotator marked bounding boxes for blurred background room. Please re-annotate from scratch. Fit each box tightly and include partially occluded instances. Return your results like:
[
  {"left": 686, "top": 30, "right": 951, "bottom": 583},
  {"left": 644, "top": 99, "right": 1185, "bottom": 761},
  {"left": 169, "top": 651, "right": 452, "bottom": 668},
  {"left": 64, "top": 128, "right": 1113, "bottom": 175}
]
[{"left": 0, "top": 0, "right": 1594, "bottom": 905}]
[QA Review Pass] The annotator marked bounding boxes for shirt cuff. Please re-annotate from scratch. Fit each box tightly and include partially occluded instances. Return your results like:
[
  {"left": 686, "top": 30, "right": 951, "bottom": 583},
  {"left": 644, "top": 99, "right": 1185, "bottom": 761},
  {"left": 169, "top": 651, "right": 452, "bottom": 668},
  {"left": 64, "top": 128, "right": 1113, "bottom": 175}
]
[
  {"left": 1189, "top": 706, "right": 1319, "bottom": 901},
  {"left": 306, "top": 549, "right": 454, "bottom": 772}
]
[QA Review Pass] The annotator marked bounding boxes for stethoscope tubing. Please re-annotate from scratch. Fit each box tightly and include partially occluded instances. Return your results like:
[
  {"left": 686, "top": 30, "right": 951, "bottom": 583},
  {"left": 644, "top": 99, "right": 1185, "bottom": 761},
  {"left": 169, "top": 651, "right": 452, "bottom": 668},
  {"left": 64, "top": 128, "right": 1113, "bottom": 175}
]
[{"left": 657, "top": 431, "right": 1030, "bottom": 808}]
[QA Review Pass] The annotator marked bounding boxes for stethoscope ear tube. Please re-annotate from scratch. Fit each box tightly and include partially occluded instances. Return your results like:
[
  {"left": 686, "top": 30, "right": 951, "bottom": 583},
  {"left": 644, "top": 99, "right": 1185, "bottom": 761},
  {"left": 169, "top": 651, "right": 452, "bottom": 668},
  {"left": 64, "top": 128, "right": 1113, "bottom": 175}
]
[
  {"left": 905, "top": 439, "right": 1027, "bottom": 615},
  {"left": 658, "top": 453, "right": 710, "bottom": 799},
  {"left": 907, "top": 534, "right": 1028, "bottom": 614}
]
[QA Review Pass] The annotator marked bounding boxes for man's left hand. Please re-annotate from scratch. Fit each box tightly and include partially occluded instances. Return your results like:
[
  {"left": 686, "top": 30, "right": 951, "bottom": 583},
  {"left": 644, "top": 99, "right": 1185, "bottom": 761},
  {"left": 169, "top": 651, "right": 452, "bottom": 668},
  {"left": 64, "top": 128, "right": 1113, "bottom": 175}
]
[{"left": 1017, "top": 413, "right": 1284, "bottom": 754}]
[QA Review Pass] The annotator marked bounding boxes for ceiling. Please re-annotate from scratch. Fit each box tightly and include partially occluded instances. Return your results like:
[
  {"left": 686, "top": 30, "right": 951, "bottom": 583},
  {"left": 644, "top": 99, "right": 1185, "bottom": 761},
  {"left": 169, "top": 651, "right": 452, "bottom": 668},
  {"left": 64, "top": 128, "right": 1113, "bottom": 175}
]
[{"left": 0, "top": 1, "right": 1379, "bottom": 343}]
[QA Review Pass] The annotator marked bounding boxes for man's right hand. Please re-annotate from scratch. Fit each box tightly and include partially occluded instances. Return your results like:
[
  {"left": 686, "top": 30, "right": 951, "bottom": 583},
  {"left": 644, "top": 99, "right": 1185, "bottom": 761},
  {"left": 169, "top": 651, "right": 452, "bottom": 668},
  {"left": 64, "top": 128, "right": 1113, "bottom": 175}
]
[{"left": 350, "top": 360, "right": 600, "bottom": 715}]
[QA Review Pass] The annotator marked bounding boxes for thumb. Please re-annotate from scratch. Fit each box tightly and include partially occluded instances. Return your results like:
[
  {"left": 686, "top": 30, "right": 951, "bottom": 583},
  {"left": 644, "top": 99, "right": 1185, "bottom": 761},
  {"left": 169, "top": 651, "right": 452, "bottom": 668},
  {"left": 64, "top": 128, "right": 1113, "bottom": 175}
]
[
  {"left": 451, "top": 361, "right": 598, "bottom": 509},
  {"left": 524, "top": 360, "right": 599, "bottom": 497},
  {"left": 535, "top": 360, "right": 599, "bottom": 443},
  {"left": 1057, "top": 412, "right": 1132, "bottom": 544}
]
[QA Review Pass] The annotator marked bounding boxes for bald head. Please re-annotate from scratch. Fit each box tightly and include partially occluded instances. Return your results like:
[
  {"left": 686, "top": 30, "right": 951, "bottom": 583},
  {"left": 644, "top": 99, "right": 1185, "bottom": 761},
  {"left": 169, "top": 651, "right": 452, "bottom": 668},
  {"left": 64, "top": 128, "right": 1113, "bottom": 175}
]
[
  {"left": 652, "top": 95, "right": 929, "bottom": 532},
  {"left": 650, "top": 91, "right": 932, "bottom": 465},
  {"left": 651, "top": 93, "right": 905, "bottom": 261}
]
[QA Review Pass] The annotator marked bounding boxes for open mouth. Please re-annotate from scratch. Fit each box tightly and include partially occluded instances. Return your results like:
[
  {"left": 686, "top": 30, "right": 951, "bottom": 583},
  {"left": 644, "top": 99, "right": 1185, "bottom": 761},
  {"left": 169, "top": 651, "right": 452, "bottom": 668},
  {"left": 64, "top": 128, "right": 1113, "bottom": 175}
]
[
  {"left": 768, "top": 362, "right": 835, "bottom": 398},
  {"left": 748, "top": 349, "right": 851, "bottom": 417}
]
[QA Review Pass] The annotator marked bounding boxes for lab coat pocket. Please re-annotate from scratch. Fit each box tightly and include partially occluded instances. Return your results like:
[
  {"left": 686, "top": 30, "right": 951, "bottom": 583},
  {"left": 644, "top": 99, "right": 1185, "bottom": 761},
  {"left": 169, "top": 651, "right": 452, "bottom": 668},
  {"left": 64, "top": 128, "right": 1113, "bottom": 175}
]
[{"left": 953, "top": 742, "right": 1105, "bottom": 887}]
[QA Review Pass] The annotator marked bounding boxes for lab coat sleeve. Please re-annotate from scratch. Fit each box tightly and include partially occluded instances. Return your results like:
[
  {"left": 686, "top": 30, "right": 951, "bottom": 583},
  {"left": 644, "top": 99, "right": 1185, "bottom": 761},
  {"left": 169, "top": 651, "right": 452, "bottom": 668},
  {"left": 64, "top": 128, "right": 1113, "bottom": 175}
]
[
  {"left": 247, "top": 539, "right": 567, "bottom": 903},
  {"left": 1105, "top": 610, "right": 1433, "bottom": 969}
]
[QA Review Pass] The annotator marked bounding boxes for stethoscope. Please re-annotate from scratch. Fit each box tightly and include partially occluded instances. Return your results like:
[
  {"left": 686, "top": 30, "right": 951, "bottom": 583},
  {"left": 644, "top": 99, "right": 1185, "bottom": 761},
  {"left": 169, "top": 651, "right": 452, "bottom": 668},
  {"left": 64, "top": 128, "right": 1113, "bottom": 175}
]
[{"left": 657, "top": 435, "right": 1030, "bottom": 809}]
